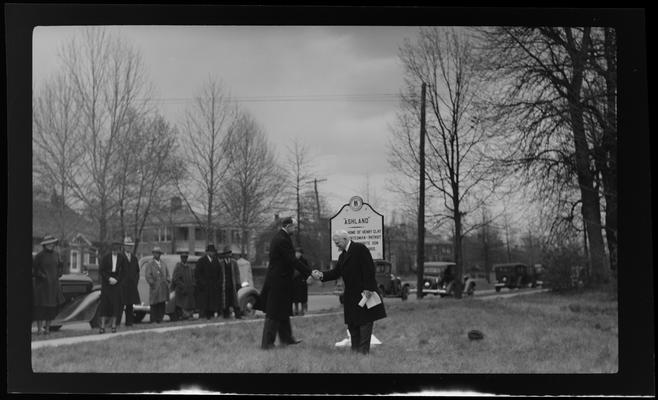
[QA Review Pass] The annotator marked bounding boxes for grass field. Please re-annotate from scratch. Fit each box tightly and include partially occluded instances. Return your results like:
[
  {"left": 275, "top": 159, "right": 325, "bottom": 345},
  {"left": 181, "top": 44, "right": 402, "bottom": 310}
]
[{"left": 31, "top": 289, "right": 617, "bottom": 373}]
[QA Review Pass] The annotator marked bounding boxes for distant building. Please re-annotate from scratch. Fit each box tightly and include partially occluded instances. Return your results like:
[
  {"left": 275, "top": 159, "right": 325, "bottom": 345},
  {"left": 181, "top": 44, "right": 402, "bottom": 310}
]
[
  {"left": 385, "top": 222, "right": 453, "bottom": 274},
  {"left": 109, "top": 197, "right": 257, "bottom": 260},
  {"left": 32, "top": 191, "right": 100, "bottom": 274}
]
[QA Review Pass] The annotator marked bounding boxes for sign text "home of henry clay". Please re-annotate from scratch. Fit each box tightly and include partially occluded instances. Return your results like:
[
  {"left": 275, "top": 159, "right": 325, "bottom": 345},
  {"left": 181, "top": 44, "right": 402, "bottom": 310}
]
[{"left": 329, "top": 196, "right": 384, "bottom": 261}]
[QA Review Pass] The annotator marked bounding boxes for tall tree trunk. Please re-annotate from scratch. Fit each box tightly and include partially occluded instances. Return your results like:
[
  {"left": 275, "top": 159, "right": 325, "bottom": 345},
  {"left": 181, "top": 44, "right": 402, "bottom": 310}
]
[
  {"left": 603, "top": 27, "right": 618, "bottom": 272},
  {"left": 567, "top": 27, "right": 607, "bottom": 285},
  {"left": 452, "top": 194, "right": 464, "bottom": 299}
]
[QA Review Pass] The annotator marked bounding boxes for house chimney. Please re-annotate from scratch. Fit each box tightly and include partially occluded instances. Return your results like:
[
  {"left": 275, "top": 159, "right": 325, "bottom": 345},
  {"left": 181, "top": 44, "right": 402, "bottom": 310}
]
[{"left": 170, "top": 196, "right": 182, "bottom": 212}]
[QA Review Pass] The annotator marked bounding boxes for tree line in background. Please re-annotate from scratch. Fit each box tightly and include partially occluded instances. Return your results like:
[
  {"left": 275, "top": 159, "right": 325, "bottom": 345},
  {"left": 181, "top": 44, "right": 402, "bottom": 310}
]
[
  {"left": 389, "top": 26, "right": 617, "bottom": 291},
  {"left": 32, "top": 27, "right": 326, "bottom": 259}
]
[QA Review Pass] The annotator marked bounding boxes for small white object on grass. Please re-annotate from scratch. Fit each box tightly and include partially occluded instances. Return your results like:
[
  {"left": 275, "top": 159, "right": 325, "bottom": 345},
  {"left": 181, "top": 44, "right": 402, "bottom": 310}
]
[{"left": 334, "top": 329, "right": 381, "bottom": 347}]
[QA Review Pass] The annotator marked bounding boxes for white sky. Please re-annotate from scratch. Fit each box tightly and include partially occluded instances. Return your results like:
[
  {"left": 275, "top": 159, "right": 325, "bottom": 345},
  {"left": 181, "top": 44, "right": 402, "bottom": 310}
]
[{"left": 33, "top": 25, "right": 423, "bottom": 219}]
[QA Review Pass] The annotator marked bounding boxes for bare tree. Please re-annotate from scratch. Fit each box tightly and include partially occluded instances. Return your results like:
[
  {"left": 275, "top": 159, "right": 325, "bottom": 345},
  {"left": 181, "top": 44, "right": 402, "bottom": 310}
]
[
  {"left": 59, "top": 27, "right": 152, "bottom": 246},
  {"left": 220, "top": 111, "right": 287, "bottom": 257},
  {"left": 32, "top": 72, "right": 83, "bottom": 242},
  {"left": 179, "top": 77, "right": 238, "bottom": 245},
  {"left": 285, "top": 138, "right": 316, "bottom": 246},
  {"left": 392, "top": 27, "right": 498, "bottom": 298},
  {"left": 114, "top": 113, "right": 182, "bottom": 252},
  {"left": 477, "top": 27, "right": 612, "bottom": 284}
]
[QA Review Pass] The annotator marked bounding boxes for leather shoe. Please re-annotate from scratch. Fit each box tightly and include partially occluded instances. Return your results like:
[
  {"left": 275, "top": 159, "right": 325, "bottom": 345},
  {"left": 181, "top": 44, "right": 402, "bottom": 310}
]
[{"left": 285, "top": 338, "right": 302, "bottom": 345}]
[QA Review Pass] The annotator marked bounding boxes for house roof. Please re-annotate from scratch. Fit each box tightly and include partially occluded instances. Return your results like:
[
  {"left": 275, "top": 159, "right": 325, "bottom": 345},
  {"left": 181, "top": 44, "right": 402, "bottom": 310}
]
[{"left": 32, "top": 199, "right": 98, "bottom": 242}]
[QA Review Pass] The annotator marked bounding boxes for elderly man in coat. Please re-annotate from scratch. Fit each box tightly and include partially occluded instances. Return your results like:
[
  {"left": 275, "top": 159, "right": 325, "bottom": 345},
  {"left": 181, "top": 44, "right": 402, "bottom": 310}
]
[
  {"left": 255, "top": 217, "right": 312, "bottom": 349},
  {"left": 171, "top": 251, "right": 195, "bottom": 320},
  {"left": 218, "top": 246, "right": 243, "bottom": 319},
  {"left": 99, "top": 241, "right": 125, "bottom": 333},
  {"left": 313, "top": 230, "right": 387, "bottom": 354},
  {"left": 32, "top": 235, "right": 65, "bottom": 336},
  {"left": 195, "top": 244, "right": 222, "bottom": 320},
  {"left": 119, "top": 237, "right": 140, "bottom": 326},
  {"left": 144, "top": 246, "right": 170, "bottom": 323}
]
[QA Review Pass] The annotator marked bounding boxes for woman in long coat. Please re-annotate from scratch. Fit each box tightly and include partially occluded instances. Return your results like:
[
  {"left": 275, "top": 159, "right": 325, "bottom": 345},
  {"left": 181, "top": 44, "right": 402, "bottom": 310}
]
[
  {"left": 32, "top": 235, "right": 65, "bottom": 335},
  {"left": 119, "top": 237, "right": 140, "bottom": 326},
  {"left": 98, "top": 241, "right": 125, "bottom": 333},
  {"left": 171, "top": 252, "right": 195, "bottom": 319},
  {"left": 292, "top": 247, "right": 310, "bottom": 316},
  {"left": 143, "top": 246, "right": 170, "bottom": 323},
  {"left": 195, "top": 244, "right": 222, "bottom": 319}
]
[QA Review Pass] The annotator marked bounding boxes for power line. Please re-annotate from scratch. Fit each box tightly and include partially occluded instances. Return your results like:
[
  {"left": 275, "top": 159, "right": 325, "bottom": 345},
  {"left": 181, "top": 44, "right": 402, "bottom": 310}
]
[{"left": 144, "top": 92, "right": 417, "bottom": 104}]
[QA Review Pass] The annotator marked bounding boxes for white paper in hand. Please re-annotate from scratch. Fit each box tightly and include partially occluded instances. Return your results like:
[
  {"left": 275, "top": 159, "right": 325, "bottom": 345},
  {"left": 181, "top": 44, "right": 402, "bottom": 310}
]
[
  {"left": 358, "top": 293, "right": 368, "bottom": 308},
  {"left": 365, "top": 291, "right": 382, "bottom": 309}
]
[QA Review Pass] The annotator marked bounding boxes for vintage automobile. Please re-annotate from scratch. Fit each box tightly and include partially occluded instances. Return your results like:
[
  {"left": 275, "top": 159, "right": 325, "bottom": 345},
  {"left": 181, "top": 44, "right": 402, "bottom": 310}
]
[
  {"left": 48, "top": 272, "right": 100, "bottom": 331},
  {"left": 420, "top": 261, "right": 476, "bottom": 298},
  {"left": 493, "top": 263, "right": 541, "bottom": 292},
  {"left": 133, "top": 254, "right": 260, "bottom": 322},
  {"left": 336, "top": 259, "right": 410, "bottom": 304}
]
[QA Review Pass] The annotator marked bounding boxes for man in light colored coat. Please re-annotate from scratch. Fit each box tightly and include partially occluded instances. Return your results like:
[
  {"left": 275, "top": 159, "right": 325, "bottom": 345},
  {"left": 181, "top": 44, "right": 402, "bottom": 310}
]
[{"left": 144, "top": 246, "right": 170, "bottom": 323}]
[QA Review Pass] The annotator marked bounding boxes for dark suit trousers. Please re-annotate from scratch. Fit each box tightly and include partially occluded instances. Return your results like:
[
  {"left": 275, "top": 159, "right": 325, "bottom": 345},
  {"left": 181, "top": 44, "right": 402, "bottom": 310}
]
[
  {"left": 123, "top": 304, "right": 134, "bottom": 325},
  {"left": 348, "top": 322, "right": 374, "bottom": 354},
  {"left": 151, "top": 302, "right": 165, "bottom": 323},
  {"left": 261, "top": 317, "right": 295, "bottom": 349}
]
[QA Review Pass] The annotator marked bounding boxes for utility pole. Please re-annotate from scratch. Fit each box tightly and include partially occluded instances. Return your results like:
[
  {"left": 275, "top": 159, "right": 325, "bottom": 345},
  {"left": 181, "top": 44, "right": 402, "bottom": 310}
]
[
  {"left": 416, "top": 82, "right": 427, "bottom": 300},
  {"left": 307, "top": 178, "right": 327, "bottom": 223}
]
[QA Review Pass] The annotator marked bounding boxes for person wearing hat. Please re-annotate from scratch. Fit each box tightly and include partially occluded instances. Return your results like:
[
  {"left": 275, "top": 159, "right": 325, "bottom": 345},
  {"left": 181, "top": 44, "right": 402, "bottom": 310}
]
[
  {"left": 98, "top": 240, "right": 126, "bottom": 333},
  {"left": 218, "top": 246, "right": 242, "bottom": 319},
  {"left": 119, "top": 237, "right": 141, "bottom": 327},
  {"left": 195, "top": 244, "right": 222, "bottom": 320},
  {"left": 32, "top": 235, "right": 65, "bottom": 336},
  {"left": 255, "top": 217, "right": 312, "bottom": 349},
  {"left": 292, "top": 247, "right": 311, "bottom": 316},
  {"left": 143, "top": 246, "right": 170, "bottom": 323},
  {"left": 171, "top": 251, "right": 195, "bottom": 320}
]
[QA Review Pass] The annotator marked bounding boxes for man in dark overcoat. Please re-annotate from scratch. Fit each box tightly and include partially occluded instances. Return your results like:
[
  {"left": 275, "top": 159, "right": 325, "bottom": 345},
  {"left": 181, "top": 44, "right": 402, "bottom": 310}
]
[
  {"left": 219, "top": 246, "right": 243, "bottom": 319},
  {"left": 314, "top": 230, "right": 387, "bottom": 354},
  {"left": 171, "top": 251, "right": 195, "bottom": 320},
  {"left": 32, "top": 235, "right": 65, "bottom": 335},
  {"left": 292, "top": 247, "right": 310, "bottom": 316},
  {"left": 195, "top": 244, "right": 222, "bottom": 319},
  {"left": 99, "top": 241, "right": 125, "bottom": 333},
  {"left": 255, "top": 217, "right": 312, "bottom": 349},
  {"left": 119, "top": 237, "right": 140, "bottom": 326}
]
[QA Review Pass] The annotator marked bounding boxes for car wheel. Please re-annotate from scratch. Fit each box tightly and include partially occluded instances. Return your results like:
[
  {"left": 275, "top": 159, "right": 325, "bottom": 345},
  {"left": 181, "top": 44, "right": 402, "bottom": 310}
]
[
  {"left": 401, "top": 285, "right": 409, "bottom": 301},
  {"left": 168, "top": 312, "right": 179, "bottom": 322},
  {"left": 495, "top": 287, "right": 501, "bottom": 293},
  {"left": 133, "top": 311, "right": 147, "bottom": 323},
  {"left": 242, "top": 295, "right": 257, "bottom": 317},
  {"left": 49, "top": 325, "right": 62, "bottom": 332}
]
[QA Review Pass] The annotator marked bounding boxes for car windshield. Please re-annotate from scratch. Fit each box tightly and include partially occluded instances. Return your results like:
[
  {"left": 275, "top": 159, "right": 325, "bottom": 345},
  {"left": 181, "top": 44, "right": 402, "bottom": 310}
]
[
  {"left": 424, "top": 266, "right": 444, "bottom": 275},
  {"left": 375, "top": 263, "right": 390, "bottom": 273}
]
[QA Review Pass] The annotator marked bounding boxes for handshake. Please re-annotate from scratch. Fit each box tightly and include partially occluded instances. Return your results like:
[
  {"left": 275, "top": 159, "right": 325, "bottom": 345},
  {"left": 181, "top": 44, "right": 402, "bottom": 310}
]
[{"left": 311, "top": 270, "right": 323, "bottom": 280}]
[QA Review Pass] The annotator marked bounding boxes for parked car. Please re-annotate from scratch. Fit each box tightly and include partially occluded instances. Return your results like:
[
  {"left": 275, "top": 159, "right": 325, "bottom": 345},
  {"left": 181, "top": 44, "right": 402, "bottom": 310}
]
[
  {"left": 49, "top": 273, "right": 100, "bottom": 331},
  {"left": 493, "top": 263, "right": 542, "bottom": 292},
  {"left": 420, "top": 261, "right": 476, "bottom": 297},
  {"left": 133, "top": 254, "right": 260, "bottom": 322},
  {"left": 336, "top": 259, "right": 410, "bottom": 304}
]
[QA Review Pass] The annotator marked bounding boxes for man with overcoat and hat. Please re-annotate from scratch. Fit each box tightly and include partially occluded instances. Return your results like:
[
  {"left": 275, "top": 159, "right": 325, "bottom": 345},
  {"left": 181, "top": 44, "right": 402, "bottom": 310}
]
[
  {"left": 255, "top": 217, "right": 312, "bottom": 349},
  {"left": 218, "top": 246, "right": 243, "bottom": 319},
  {"left": 32, "top": 235, "right": 65, "bottom": 335},
  {"left": 171, "top": 251, "right": 196, "bottom": 320},
  {"left": 119, "top": 237, "right": 140, "bottom": 326},
  {"left": 143, "top": 246, "right": 170, "bottom": 323},
  {"left": 195, "top": 244, "right": 222, "bottom": 319},
  {"left": 98, "top": 240, "right": 126, "bottom": 333}
]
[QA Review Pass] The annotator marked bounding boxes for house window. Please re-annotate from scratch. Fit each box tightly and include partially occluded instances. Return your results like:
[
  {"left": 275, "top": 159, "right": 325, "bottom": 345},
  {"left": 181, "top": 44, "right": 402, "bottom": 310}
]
[
  {"left": 84, "top": 253, "right": 90, "bottom": 265},
  {"left": 231, "top": 230, "right": 241, "bottom": 243},
  {"left": 70, "top": 250, "right": 80, "bottom": 273},
  {"left": 88, "top": 251, "right": 98, "bottom": 265},
  {"left": 157, "top": 227, "right": 170, "bottom": 242}
]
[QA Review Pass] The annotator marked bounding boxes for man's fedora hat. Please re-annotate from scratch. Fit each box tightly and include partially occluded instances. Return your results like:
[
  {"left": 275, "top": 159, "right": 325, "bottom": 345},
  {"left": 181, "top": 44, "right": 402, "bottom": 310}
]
[
  {"left": 123, "top": 237, "right": 135, "bottom": 246},
  {"left": 152, "top": 246, "right": 163, "bottom": 254},
  {"left": 205, "top": 244, "right": 217, "bottom": 253},
  {"left": 218, "top": 245, "right": 232, "bottom": 257},
  {"left": 40, "top": 235, "right": 59, "bottom": 245},
  {"left": 281, "top": 216, "right": 295, "bottom": 226}
]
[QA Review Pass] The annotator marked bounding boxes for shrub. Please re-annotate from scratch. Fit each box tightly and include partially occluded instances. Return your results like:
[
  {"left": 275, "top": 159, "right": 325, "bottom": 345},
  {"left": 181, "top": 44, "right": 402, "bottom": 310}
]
[{"left": 542, "top": 243, "right": 587, "bottom": 291}]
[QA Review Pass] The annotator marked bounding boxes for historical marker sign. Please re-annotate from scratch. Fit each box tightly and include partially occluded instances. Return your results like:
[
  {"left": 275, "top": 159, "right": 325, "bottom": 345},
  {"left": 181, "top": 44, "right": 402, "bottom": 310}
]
[{"left": 329, "top": 196, "right": 385, "bottom": 261}]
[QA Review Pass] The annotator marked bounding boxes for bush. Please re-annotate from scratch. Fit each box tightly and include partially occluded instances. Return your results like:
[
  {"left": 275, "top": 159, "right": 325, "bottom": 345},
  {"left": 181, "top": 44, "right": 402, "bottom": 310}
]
[{"left": 542, "top": 244, "right": 587, "bottom": 291}]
